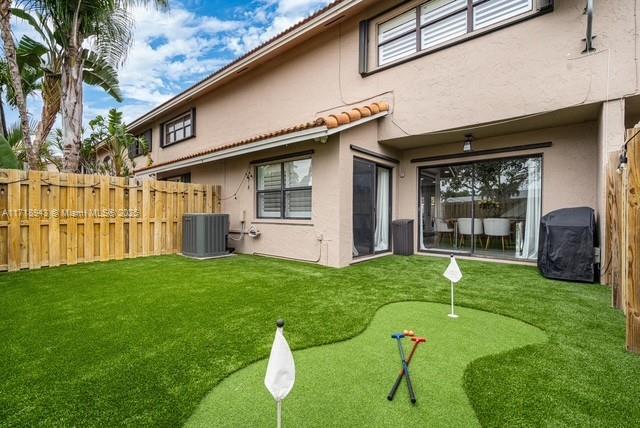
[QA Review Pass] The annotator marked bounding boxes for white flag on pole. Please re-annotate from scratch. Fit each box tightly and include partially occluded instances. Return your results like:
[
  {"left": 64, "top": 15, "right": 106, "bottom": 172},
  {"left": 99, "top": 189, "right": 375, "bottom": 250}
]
[
  {"left": 443, "top": 256, "right": 462, "bottom": 283},
  {"left": 265, "top": 323, "right": 295, "bottom": 401}
]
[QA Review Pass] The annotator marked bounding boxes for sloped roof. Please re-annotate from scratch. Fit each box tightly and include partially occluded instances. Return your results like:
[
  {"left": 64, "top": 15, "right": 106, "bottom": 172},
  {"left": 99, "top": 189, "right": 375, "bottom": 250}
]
[
  {"left": 135, "top": 101, "right": 389, "bottom": 173},
  {"left": 128, "top": 0, "right": 364, "bottom": 131}
]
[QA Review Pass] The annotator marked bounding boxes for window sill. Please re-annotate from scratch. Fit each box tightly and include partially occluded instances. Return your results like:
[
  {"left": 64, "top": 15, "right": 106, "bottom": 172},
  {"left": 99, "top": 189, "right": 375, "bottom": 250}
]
[{"left": 252, "top": 219, "right": 313, "bottom": 226}]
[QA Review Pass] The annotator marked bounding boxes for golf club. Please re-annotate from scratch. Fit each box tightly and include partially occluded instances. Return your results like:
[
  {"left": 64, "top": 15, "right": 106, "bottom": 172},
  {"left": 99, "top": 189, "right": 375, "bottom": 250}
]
[
  {"left": 387, "top": 336, "right": 426, "bottom": 401},
  {"left": 391, "top": 333, "right": 416, "bottom": 404}
]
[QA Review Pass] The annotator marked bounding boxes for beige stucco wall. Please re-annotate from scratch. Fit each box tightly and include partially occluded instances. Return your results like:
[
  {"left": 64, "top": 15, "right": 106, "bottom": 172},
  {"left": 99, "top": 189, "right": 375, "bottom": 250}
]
[
  {"left": 180, "top": 137, "right": 344, "bottom": 266},
  {"left": 400, "top": 121, "right": 600, "bottom": 253},
  {"left": 151, "top": 120, "right": 598, "bottom": 268}
]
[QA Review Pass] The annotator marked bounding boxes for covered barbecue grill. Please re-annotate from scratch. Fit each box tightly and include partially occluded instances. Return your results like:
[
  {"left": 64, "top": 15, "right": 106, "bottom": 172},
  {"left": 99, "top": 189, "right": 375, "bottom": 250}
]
[{"left": 537, "top": 207, "right": 597, "bottom": 283}]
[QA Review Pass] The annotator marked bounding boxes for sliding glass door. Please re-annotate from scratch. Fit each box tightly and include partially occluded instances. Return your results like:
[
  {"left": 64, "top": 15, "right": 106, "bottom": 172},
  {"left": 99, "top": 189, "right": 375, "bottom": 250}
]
[
  {"left": 418, "top": 155, "right": 542, "bottom": 260},
  {"left": 353, "top": 159, "right": 391, "bottom": 257}
]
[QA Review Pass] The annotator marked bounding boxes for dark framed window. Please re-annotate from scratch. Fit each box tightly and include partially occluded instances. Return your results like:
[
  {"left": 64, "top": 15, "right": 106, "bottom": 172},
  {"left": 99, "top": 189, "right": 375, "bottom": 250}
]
[
  {"left": 256, "top": 157, "right": 312, "bottom": 219},
  {"left": 366, "top": 0, "right": 551, "bottom": 70},
  {"left": 161, "top": 108, "right": 196, "bottom": 147},
  {"left": 163, "top": 173, "right": 191, "bottom": 183},
  {"left": 129, "top": 129, "right": 152, "bottom": 158}
]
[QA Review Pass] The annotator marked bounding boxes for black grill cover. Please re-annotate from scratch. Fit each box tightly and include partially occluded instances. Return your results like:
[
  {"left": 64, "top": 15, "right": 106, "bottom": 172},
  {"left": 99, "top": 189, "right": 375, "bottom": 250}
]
[{"left": 537, "top": 207, "right": 596, "bottom": 283}]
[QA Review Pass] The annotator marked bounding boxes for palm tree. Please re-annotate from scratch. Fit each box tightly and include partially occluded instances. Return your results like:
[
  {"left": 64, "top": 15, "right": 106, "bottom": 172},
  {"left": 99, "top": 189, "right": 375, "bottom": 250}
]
[
  {"left": 0, "top": 124, "right": 21, "bottom": 168},
  {"left": 0, "top": 0, "right": 37, "bottom": 169},
  {"left": 22, "top": 0, "right": 167, "bottom": 172},
  {"left": 0, "top": 121, "right": 60, "bottom": 169},
  {"left": 12, "top": 8, "right": 123, "bottom": 154}
]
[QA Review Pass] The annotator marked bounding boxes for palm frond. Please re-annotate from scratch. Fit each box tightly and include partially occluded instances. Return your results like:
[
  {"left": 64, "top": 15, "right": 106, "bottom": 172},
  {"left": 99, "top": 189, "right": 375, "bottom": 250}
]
[{"left": 82, "top": 49, "right": 122, "bottom": 101}]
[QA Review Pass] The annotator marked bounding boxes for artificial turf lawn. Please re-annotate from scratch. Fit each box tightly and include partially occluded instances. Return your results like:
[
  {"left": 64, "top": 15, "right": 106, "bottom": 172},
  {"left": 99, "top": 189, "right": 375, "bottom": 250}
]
[
  {"left": 0, "top": 254, "right": 638, "bottom": 426},
  {"left": 186, "top": 302, "right": 546, "bottom": 427}
]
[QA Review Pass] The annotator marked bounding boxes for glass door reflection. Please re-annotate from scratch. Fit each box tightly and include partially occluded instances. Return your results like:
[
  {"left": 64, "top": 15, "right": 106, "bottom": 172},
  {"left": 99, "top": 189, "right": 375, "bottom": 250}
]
[{"left": 418, "top": 156, "right": 542, "bottom": 260}]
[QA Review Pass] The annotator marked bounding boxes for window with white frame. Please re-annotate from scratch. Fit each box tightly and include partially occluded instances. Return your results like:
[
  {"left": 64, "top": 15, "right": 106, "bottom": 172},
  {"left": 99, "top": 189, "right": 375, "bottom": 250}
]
[
  {"left": 256, "top": 157, "right": 312, "bottom": 219},
  {"left": 378, "top": 0, "right": 534, "bottom": 66}
]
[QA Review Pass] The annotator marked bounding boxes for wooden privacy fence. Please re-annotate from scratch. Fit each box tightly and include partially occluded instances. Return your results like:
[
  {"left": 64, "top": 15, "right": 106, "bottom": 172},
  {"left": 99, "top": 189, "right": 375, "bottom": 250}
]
[
  {"left": 0, "top": 169, "right": 221, "bottom": 272},
  {"left": 603, "top": 129, "right": 640, "bottom": 353}
]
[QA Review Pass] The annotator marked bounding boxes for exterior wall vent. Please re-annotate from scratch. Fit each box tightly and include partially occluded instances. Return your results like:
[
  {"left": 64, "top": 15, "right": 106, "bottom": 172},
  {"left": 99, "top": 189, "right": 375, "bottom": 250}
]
[{"left": 182, "top": 213, "right": 230, "bottom": 258}]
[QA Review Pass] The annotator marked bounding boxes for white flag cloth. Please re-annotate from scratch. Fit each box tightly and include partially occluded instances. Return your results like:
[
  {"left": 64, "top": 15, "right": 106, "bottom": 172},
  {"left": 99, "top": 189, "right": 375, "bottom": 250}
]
[
  {"left": 443, "top": 257, "right": 462, "bottom": 283},
  {"left": 264, "top": 326, "right": 295, "bottom": 401}
]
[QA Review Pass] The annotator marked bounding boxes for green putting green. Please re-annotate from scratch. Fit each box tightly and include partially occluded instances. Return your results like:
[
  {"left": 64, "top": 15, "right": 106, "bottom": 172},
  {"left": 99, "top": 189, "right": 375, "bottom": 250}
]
[{"left": 186, "top": 302, "right": 546, "bottom": 427}]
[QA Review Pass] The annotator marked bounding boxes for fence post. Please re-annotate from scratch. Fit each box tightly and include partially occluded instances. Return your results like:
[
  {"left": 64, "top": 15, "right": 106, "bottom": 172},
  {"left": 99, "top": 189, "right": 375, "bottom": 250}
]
[{"left": 626, "top": 131, "right": 640, "bottom": 353}]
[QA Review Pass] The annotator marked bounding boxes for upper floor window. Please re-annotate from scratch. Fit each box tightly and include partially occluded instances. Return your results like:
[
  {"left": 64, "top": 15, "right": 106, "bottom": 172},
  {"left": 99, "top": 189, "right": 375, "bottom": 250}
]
[
  {"left": 256, "top": 157, "right": 312, "bottom": 219},
  {"left": 376, "top": 0, "right": 536, "bottom": 67},
  {"left": 130, "top": 129, "right": 152, "bottom": 158},
  {"left": 163, "top": 173, "right": 191, "bottom": 183},
  {"left": 161, "top": 109, "right": 195, "bottom": 147}
]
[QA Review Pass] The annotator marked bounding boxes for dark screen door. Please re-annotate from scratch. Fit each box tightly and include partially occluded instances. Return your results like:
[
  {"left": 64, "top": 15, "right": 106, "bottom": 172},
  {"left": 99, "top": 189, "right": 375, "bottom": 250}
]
[{"left": 353, "top": 159, "right": 376, "bottom": 257}]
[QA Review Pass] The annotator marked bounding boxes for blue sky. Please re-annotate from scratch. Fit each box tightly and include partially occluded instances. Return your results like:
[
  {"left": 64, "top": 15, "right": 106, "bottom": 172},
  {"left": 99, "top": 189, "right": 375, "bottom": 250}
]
[{"left": 7, "top": 0, "right": 331, "bottom": 129}]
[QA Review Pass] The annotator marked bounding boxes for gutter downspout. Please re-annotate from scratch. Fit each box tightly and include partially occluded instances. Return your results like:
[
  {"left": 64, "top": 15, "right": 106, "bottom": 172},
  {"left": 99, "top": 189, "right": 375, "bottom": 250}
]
[{"left": 583, "top": 0, "right": 596, "bottom": 53}]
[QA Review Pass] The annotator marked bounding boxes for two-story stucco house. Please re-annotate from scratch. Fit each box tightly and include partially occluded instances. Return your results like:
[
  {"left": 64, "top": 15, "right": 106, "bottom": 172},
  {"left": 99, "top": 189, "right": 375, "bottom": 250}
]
[{"left": 125, "top": 0, "right": 637, "bottom": 270}]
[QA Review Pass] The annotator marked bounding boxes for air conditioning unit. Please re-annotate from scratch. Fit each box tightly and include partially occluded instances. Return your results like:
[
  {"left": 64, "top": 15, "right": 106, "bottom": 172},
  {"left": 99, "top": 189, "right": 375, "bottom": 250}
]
[{"left": 182, "top": 213, "right": 230, "bottom": 258}]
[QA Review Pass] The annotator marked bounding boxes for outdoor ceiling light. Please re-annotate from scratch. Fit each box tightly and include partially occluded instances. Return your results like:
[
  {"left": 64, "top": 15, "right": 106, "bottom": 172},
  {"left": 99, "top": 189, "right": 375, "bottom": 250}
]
[{"left": 463, "top": 134, "right": 473, "bottom": 152}]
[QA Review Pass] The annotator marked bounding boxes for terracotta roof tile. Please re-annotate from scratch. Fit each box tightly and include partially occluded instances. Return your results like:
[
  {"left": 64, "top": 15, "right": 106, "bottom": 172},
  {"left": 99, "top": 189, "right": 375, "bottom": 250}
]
[{"left": 135, "top": 101, "right": 390, "bottom": 174}]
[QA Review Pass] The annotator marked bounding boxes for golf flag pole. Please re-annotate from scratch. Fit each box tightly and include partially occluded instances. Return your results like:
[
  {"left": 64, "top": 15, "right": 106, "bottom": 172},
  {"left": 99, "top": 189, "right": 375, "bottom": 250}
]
[
  {"left": 443, "top": 255, "right": 463, "bottom": 319},
  {"left": 265, "top": 319, "right": 295, "bottom": 428}
]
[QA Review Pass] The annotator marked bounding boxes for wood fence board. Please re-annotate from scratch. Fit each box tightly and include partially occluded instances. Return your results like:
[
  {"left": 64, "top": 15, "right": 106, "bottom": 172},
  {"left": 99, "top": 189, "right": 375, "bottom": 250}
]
[
  {"left": 48, "top": 172, "right": 60, "bottom": 267},
  {"left": 114, "top": 177, "right": 125, "bottom": 260},
  {"left": 99, "top": 176, "right": 110, "bottom": 261},
  {"left": 166, "top": 181, "right": 175, "bottom": 252},
  {"left": 66, "top": 174, "right": 78, "bottom": 265},
  {"left": 0, "top": 169, "right": 219, "bottom": 271},
  {"left": 142, "top": 180, "right": 151, "bottom": 256},
  {"left": 28, "top": 171, "right": 41, "bottom": 269},
  {"left": 154, "top": 180, "right": 164, "bottom": 255},
  {"left": 83, "top": 174, "right": 95, "bottom": 263},
  {"left": 626, "top": 131, "right": 640, "bottom": 353},
  {"left": 129, "top": 177, "right": 138, "bottom": 258},
  {"left": 605, "top": 151, "right": 622, "bottom": 308},
  {"left": 7, "top": 170, "right": 21, "bottom": 271}
]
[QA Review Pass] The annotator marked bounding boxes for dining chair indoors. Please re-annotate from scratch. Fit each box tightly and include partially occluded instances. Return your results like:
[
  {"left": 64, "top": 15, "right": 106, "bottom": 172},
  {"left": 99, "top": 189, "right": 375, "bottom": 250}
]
[
  {"left": 483, "top": 218, "right": 511, "bottom": 251},
  {"left": 457, "top": 218, "right": 483, "bottom": 248}
]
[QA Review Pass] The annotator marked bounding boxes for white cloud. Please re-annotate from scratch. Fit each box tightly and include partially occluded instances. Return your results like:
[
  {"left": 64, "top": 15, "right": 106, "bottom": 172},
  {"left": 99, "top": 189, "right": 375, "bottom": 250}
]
[
  {"left": 222, "top": 0, "right": 331, "bottom": 55},
  {"left": 5, "top": 0, "right": 334, "bottom": 126}
]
